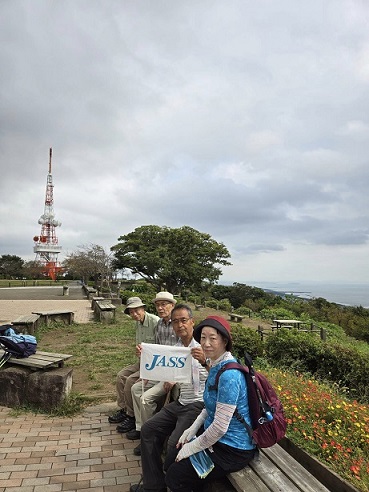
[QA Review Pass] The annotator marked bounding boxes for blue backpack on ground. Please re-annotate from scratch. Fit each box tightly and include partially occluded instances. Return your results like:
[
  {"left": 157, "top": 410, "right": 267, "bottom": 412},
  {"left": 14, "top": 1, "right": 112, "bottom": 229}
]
[{"left": 0, "top": 325, "right": 37, "bottom": 367}]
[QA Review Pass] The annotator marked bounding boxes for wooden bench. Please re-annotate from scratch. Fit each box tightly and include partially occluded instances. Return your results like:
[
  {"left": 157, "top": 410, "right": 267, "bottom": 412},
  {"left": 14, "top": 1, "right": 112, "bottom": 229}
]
[
  {"left": 0, "top": 349, "right": 73, "bottom": 410},
  {"left": 32, "top": 310, "right": 74, "bottom": 326},
  {"left": 12, "top": 314, "right": 41, "bottom": 335},
  {"left": 0, "top": 349, "right": 73, "bottom": 370},
  {"left": 229, "top": 313, "right": 244, "bottom": 323},
  {"left": 82, "top": 285, "right": 98, "bottom": 299},
  {"left": 228, "top": 442, "right": 332, "bottom": 492},
  {"left": 94, "top": 300, "right": 116, "bottom": 323},
  {"left": 91, "top": 296, "right": 106, "bottom": 309}
]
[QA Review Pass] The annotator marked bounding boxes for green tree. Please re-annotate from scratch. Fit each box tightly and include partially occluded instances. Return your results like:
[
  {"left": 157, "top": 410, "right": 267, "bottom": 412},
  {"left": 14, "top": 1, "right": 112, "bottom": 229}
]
[
  {"left": 0, "top": 254, "right": 24, "bottom": 278},
  {"left": 63, "top": 244, "right": 114, "bottom": 285},
  {"left": 211, "top": 282, "right": 275, "bottom": 309},
  {"left": 111, "top": 225, "right": 231, "bottom": 294}
]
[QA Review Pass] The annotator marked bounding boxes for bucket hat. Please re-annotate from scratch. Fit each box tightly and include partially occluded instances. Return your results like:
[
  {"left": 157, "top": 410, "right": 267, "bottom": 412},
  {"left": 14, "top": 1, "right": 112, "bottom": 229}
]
[
  {"left": 153, "top": 291, "right": 177, "bottom": 305},
  {"left": 124, "top": 297, "right": 146, "bottom": 314},
  {"left": 194, "top": 315, "right": 232, "bottom": 351}
]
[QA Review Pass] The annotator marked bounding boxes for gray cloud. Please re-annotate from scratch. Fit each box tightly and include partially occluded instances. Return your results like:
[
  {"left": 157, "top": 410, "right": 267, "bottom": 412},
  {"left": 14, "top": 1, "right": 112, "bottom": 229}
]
[{"left": 1, "top": 0, "right": 369, "bottom": 284}]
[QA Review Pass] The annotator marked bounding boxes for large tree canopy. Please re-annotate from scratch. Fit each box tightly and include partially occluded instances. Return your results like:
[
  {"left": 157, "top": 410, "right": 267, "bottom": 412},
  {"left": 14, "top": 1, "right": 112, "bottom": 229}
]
[
  {"left": 0, "top": 254, "right": 24, "bottom": 279},
  {"left": 111, "top": 225, "right": 232, "bottom": 293}
]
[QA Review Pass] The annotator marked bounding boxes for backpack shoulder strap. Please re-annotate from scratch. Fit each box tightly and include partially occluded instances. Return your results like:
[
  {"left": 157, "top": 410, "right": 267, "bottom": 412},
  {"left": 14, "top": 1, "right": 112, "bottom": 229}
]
[
  {"left": 208, "top": 361, "right": 249, "bottom": 391},
  {"left": 207, "top": 361, "right": 254, "bottom": 438}
]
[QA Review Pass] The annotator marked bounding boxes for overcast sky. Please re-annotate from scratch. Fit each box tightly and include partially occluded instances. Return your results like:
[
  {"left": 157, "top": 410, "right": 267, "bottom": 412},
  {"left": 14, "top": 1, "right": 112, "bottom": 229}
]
[{"left": 1, "top": 0, "right": 369, "bottom": 287}]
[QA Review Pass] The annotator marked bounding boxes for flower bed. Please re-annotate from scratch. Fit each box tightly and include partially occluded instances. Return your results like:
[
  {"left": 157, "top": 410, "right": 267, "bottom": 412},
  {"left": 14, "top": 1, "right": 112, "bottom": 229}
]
[{"left": 263, "top": 367, "right": 369, "bottom": 491}]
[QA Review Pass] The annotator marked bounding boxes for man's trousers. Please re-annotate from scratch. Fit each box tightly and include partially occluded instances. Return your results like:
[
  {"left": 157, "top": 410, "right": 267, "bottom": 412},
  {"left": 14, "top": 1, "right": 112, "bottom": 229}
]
[
  {"left": 140, "top": 400, "right": 204, "bottom": 492},
  {"left": 116, "top": 361, "right": 140, "bottom": 417}
]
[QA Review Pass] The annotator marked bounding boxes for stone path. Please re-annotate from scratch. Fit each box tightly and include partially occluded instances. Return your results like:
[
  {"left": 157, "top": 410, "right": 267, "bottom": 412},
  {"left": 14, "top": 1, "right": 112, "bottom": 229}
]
[{"left": 0, "top": 286, "right": 142, "bottom": 491}]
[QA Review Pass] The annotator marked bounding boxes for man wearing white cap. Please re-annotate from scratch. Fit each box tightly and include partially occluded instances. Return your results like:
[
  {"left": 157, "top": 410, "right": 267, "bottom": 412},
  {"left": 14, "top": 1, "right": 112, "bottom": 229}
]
[
  {"left": 108, "top": 297, "right": 159, "bottom": 429},
  {"left": 125, "top": 291, "right": 179, "bottom": 452}
]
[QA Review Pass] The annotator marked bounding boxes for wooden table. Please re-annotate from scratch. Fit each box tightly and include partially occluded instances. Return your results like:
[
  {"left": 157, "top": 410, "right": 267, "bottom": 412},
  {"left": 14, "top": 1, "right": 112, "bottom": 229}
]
[{"left": 273, "top": 319, "right": 301, "bottom": 329}]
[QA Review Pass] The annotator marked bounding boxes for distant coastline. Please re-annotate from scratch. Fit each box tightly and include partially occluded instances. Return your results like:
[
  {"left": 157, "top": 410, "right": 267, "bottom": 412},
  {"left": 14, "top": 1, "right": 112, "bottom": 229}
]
[{"left": 251, "top": 282, "right": 369, "bottom": 309}]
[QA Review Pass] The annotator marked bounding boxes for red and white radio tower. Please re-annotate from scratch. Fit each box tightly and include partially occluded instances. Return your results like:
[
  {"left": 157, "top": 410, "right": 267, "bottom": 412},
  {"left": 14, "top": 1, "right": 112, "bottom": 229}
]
[{"left": 33, "top": 148, "right": 63, "bottom": 280}]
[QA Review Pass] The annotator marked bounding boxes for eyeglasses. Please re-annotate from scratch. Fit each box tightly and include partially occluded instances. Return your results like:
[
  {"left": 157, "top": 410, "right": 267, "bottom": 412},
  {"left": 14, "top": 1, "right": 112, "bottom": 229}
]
[{"left": 172, "top": 317, "right": 192, "bottom": 325}]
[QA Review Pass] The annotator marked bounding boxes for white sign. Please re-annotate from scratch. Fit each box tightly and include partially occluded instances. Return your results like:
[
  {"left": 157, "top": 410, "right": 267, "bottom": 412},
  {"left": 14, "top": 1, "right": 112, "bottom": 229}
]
[{"left": 140, "top": 342, "right": 192, "bottom": 382}]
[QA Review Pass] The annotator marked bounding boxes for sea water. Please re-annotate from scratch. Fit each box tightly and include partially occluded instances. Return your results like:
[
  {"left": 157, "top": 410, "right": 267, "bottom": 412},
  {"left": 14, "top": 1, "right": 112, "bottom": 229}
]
[{"left": 250, "top": 282, "right": 369, "bottom": 308}]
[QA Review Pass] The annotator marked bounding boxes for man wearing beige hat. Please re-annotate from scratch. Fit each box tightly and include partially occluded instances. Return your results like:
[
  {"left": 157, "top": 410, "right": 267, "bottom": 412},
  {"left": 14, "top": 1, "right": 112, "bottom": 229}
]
[
  {"left": 124, "top": 291, "right": 179, "bottom": 452},
  {"left": 108, "top": 297, "right": 159, "bottom": 428}
]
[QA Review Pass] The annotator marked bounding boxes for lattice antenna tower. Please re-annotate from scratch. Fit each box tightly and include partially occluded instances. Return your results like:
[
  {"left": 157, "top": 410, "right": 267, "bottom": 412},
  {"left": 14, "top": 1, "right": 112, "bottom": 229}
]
[{"left": 33, "top": 148, "right": 63, "bottom": 280}]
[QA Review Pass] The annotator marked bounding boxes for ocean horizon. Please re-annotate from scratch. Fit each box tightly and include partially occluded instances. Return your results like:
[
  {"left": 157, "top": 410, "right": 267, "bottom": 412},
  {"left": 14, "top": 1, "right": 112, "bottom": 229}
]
[{"left": 249, "top": 281, "right": 369, "bottom": 309}]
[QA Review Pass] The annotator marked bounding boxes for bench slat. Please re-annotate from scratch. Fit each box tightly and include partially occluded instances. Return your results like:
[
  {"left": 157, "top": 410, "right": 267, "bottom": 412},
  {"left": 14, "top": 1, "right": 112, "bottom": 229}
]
[
  {"left": 30, "top": 351, "right": 72, "bottom": 359},
  {"left": 32, "top": 310, "right": 74, "bottom": 315},
  {"left": 95, "top": 302, "right": 116, "bottom": 310},
  {"left": 263, "top": 445, "right": 330, "bottom": 492},
  {"left": 0, "top": 349, "right": 72, "bottom": 369},
  {"left": 249, "top": 451, "right": 301, "bottom": 492},
  {"left": 229, "top": 444, "right": 331, "bottom": 492},
  {"left": 12, "top": 314, "right": 40, "bottom": 323},
  {"left": 228, "top": 465, "right": 271, "bottom": 492}
]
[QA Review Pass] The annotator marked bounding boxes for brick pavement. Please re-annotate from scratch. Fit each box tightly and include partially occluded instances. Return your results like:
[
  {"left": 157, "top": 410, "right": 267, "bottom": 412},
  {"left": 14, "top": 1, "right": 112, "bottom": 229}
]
[
  {"left": 0, "top": 286, "right": 142, "bottom": 492},
  {"left": 0, "top": 403, "right": 142, "bottom": 492},
  {"left": 0, "top": 286, "right": 233, "bottom": 492}
]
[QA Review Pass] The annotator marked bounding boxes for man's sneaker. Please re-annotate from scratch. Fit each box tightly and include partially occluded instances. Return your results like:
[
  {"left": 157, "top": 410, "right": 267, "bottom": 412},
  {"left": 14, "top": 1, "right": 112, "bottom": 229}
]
[
  {"left": 108, "top": 409, "right": 127, "bottom": 424},
  {"left": 133, "top": 443, "right": 141, "bottom": 456},
  {"left": 126, "top": 429, "right": 141, "bottom": 440},
  {"left": 116, "top": 416, "right": 135, "bottom": 433}
]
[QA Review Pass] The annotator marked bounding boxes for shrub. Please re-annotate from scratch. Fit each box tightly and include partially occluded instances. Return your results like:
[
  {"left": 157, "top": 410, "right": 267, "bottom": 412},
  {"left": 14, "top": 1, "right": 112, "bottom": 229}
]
[
  {"left": 265, "top": 329, "right": 369, "bottom": 402},
  {"left": 205, "top": 298, "right": 232, "bottom": 311},
  {"left": 231, "top": 325, "right": 264, "bottom": 361},
  {"left": 234, "top": 306, "right": 252, "bottom": 316},
  {"left": 265, "top": 329, "right": 323, "bottom": 374},
  {"left": 316, "top": 342, "right": 369, "bottom": 401}
]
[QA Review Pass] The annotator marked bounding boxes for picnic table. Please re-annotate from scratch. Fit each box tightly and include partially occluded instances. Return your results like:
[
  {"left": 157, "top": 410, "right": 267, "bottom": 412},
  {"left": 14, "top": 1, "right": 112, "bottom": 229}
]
[{"left": 273, "top": 319, "right": 301, "bottom": 329}]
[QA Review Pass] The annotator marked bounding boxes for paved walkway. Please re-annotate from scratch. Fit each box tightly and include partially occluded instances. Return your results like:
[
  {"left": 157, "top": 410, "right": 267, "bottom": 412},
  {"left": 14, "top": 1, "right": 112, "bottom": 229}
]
[
  {"left": 0, "top": 286, "right": 141, "bottom": 491},
  {"left": 0, "top": 285, "right": 94, "bottom": 325},
  {"left": 0, "top": 402, "right": 142, "bottom": 492},
  {"left": 0, "top": 300, "right": 94, "bottom": 325},
  {"left": 0, "top": 286, "right": 232, "bottom": 492}
]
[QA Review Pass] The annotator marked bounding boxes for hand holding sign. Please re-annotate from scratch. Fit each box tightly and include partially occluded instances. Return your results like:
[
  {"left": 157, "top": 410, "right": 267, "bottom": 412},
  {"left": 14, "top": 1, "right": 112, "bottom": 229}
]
[{"left": 140, "top": 343, "right": 192, "bottom": 383}]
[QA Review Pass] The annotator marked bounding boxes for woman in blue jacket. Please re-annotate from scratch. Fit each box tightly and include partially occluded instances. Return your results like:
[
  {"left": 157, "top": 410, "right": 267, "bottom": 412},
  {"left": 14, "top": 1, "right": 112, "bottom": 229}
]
[{"left": 165, "top": 315, "right": 256, "bottom": 492}]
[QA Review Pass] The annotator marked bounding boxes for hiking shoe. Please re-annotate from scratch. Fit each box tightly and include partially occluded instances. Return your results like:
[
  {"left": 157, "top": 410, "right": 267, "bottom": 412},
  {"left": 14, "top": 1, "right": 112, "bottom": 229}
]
[
  {"left": 133, "top": 443, "right": 141, "bottom": 456},
  {"left": 126, "top": 429, "right": 141, "bottom": 440},
  {"left": 129, "top": 485, "right": 144, "bottom": 492},
  {"left": 130, "top": 485, "right": 165, "bottom": 492},
  {"left": 108, "top": 409, "right": 127, "bottom": 423},
  {"left": 116, "top": 416, "right": 135, "bottom": 433}
]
